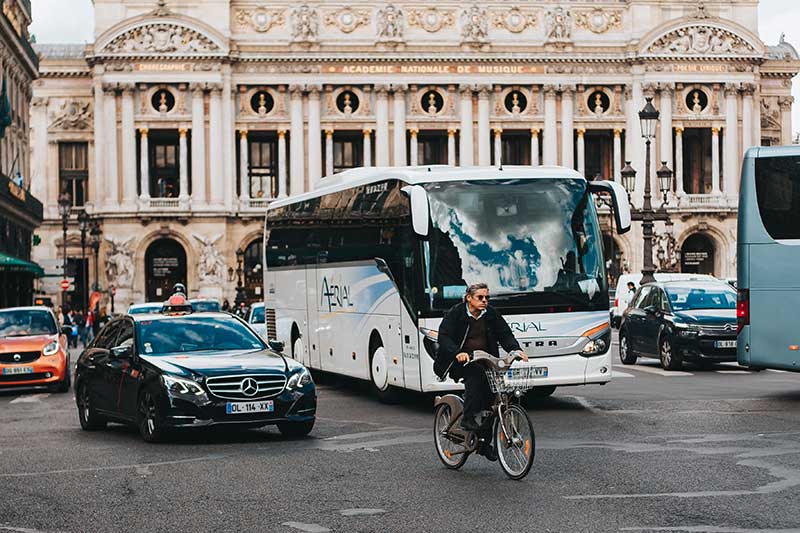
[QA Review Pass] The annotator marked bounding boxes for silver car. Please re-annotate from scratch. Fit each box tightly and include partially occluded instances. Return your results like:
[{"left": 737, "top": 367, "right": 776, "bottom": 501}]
[{"left": 245, "top": 302, "right": 267, "bottom": 340}]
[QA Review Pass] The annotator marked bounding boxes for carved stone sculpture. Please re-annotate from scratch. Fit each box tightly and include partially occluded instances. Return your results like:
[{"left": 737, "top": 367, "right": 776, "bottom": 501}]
[
  {"left": 103, "top": 23, "right": 220, "bottom": 54},
  {"left": 235, "top": 8, "right": 285, "bottom": 33},
  {"left": 460, "top": 5, "right": 488, "bottom": 45},
  {"left": 574, "top": 8, "right": 622, "bottom": 34},
  {"left": 324, "top": 7, "right": 370, "bottom": 34},
  {"left": 291, "top": 5, "right": 320, "bottom": 43},
  {"left": 545, "top": 7, "right": 573, "bottom": 42},
  {"left": 647, "top": 26, "right": 756, "bottom": 55},
  {"left": 407, "top": 8, "right": 455, "bottom": 33},
  {"left": 377, "top": 5, "right": 404, "bottom": 41},
  {"left": 193, "top": 234, "right": 226, "bottom": 285},
  {"left": 49, "top": 100, "right": 92, "bottom": 130},
  {"left": 105, "top": 236, "right": 135, "bottom": 289}
]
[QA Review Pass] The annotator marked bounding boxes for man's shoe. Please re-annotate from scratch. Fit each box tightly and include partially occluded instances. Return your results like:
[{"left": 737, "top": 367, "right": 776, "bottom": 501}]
[
  {"left": 478, "top": 442, "right": 498, "bottom": 462},
  {"left": 459, "top": 415, "right": 480, "bottom": 431}
]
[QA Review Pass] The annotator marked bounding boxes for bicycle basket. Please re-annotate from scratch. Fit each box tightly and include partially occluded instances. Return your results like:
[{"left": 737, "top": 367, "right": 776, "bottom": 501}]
[{"left": 485, "top": 367, "right": 542, "bottom": 394}]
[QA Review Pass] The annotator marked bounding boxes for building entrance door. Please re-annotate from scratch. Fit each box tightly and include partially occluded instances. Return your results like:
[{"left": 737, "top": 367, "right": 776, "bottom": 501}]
[
  {"left": 145, "top": 238, "right": 187, "bottom": 302},
  {"left": 680, "top": 233, "right": 715, "bottom": 275}
]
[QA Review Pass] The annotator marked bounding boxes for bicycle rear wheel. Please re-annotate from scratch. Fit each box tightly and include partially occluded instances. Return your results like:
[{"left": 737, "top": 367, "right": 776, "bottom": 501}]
[
  {"left": 495, "top": 404, "right": 535, "bottom": 480},
  {"left": 433, "top": 404, "right": 469, "bottom": 470}
]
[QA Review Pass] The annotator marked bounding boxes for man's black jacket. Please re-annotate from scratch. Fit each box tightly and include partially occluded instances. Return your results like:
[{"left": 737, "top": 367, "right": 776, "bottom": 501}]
[{"left": 434, "top": 302, "right": 521, "bottom": 380}]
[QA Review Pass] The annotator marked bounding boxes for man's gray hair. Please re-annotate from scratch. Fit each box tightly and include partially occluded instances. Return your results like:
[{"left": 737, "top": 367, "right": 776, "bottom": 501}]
[{"left": 465, "top": 283, "right": 489, "bottom": 301}]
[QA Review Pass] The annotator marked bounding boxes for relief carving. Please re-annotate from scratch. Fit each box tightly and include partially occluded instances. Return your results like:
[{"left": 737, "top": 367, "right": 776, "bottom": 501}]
[
  {"left": 492, "top": 7, "right": 537, "bottom": 34},
  {"left": 647, "top": 26, "right": 757, "bottom": 55},
  {"left": 407, "top": 8, "right": 455, "bottom": 33},
  {"left": 105, "top": 237, "right": 135, "bottom": 289},
  {"left": 193, "top": 234, "right": 226, "bottom": 286},
  {"left": 377, "top": 5, "right": 404, "bottom": 42},
  {"left": 103, "top": 24, "right": 220, "bottom": 54},
  {"left": 460, "top": 5, "right": 488, "bottom": 45},
  {"left": 324, "top": 7, "right": 371, "bottom": 34},
  {"left": 49, "top": 100, "right": 92, "bottom": 131},
  {"left": 235, "top": 8, "right": 285, "bottom": 33},
  {"left": 291, "top": 5, "right": 320, "bottom": 43},
  {"left": 574, "top": 8, "right": 622, "bottom": 34},
  {"left": 544, "top": 7, "right": 573, "bottom": 42}
]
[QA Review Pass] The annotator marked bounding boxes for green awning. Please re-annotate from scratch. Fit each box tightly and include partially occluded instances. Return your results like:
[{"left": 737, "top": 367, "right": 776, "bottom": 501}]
[{"left": 0, "top": 253, "right": 44, "bottom": 277}]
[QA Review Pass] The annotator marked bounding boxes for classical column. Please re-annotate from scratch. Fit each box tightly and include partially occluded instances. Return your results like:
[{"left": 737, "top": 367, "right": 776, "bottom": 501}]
[
  {"left": 477, "top": 85, "right": 491, "bottom": 165},
  {"left": 530, "top": 128, "right": 540, "bottom": 166},
  {"left": 560, "top": 85, "right": 575, "bottom": 168},
  {"left": 363, "top": 129, "right": 372, "bottom": 167},
  {"left": 409, "top": 128, "right": 419, "bottom": 166},
  {"left": 543, "top": 85, "right": 558, "bottom": 165},
  {"left": 742, "top": 84, "right": 754, "bottom": 152},
  {"left": 190, "top": 84, "right": 206, "bottom": 206},
  {"left": 459, "top": 85, "right": 474, "bottom": 166},
  {"left": 613, "top": 128, "right": 622, "bottom": 181},
  {"left": 576, "top": 128, "right": 585, "bottom": 177},
  {"left": 626, "top": 81, "right": 645, "bottom": 196},
  {"left": 92, "top": 78, "right": 104, "bottom": 207},
  {"left": 375, "top": 85, "right": 390, "bottom": 166},
  {"left": 139, "top": 128, "right": 150, "bottom": 200},
  {"left": 724, "top": 83, "right": 740, "bottom": 196},
  {"left": 493, "top": 127, "right": 502, "bottom": 166},
  {"left": 30, "top": 98, "right": 47, "bottom": 205},
  {"left": 222, "top": 68, "right": 235, "bottom": 209},
  {"left": 289, "top": 85, "right": 305, "bottom": 194},
  {"left": 307, "top": 86, "right": 322, "bottom": 189},
  {"left": 120, "top": 85, "right": 136, "bottom": 209},
  {"left": 178, "top": 127, "right": 189, "bottom": 203},
  {"left": 711, "top": 126, "right": 721, "bottom": 195},
  {"left": 659, "top": 84, "right": 673, "bottom": 169},
  {"left": 324, "top": 129, "right": 334, "bottom": 177},
  {"left": 208, "top": 85, "right": 224, "bottom": 206},
  {"left": 277, "top": 129, "right": 288, "bottom": 198},
  {"left": 674, "top": 126, "right": 685, "bottom": 195},
  {"left": 239, "top": 130, "right": 249, "bottom": 201},
  {"left": 447, "top": 128, "right": 457, "bottom": 166},
  {"left": 779, "top": 96, "right": 794, "bottom": 146},
  {"left": 103, "top": 84, "right": 119, "bottom": 207},
  {"left": 392, "top": 86, "right": 407, "bottom": 165}
]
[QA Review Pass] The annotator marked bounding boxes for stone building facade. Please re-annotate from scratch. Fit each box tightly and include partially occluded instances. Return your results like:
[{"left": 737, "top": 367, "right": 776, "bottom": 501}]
[{"left": 30, "top": 0, "right": 800, "bottom": 309}]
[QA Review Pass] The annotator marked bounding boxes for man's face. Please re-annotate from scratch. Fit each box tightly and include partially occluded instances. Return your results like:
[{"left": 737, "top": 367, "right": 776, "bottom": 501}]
[{"left": 468, "top": 289, "right": 490, "bottom": 311}]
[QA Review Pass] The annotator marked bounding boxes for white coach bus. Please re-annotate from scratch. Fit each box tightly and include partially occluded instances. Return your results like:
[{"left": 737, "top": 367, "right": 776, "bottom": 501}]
[{"left": 262, "top": 166, "right": 630, "bottom": 400}]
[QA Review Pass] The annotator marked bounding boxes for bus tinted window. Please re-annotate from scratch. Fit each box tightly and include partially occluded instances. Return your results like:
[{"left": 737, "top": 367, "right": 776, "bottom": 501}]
[{"left": 755, "top": 155, "right": 800, "bottom": 239}]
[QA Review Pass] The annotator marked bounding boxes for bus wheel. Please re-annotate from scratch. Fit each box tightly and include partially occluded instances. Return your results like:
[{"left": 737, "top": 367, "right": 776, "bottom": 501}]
[{"left": 370, "top": 343, "right": 399, "bottom": 403}]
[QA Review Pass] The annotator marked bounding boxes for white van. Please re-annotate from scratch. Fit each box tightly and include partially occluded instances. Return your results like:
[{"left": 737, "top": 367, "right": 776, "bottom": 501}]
[{"left": 610, "top": 273, "right": 717, "bottom": 328}]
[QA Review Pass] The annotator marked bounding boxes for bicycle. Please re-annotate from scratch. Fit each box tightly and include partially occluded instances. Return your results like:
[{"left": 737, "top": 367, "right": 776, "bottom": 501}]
[{"left": 433, "top": 350, "right": 537, "bottom": 480}]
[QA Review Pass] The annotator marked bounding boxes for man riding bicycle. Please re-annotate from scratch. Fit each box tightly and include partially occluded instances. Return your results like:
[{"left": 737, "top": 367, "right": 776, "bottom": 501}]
[{"left": 434, "top": 283, "right": 528, "bottom": 458}]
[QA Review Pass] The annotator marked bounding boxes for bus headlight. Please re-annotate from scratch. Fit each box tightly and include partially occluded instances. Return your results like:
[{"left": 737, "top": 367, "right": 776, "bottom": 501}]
[
  {"left": 581, "top": 338, "right": 607, "bottom": 356},
  {"left": 579, "top": 325, "right": 611, "bottom": 357}
]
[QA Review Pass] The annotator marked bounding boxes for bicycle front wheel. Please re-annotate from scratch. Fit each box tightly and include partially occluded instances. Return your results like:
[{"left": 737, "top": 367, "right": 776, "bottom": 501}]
[
  {"left": 433, "top": 403, "right": 469, "bottom": 470},
  {"left": 495, "top": 403, "right": 535, "bottom": 480}
]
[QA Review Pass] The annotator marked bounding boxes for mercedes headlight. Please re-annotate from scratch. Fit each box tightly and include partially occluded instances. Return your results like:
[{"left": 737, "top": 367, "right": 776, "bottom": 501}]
[
  {"left": 42, "top": 340, "right": 59, "bottom": 356},
  {"left": 287, "top": 367, "right": 312, "bottom": 390},
  {"left": 162, "top": 374, "right": 205, "bottom": 396}
]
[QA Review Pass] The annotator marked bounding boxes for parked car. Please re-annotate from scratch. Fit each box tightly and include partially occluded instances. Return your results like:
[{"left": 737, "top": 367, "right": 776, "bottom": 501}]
[
  {"left": 618, "top": 280, "right": 738, "bottom": 370},
  {"left": 189, "top": 299, "right": 220, "bottom": 313},
  {"left": 75, "top": 295, "right": 315, "bottom": 442},
  {"left": 245, "top": 302, "right": 267, "bottom": 340},
  {"left": 610, "top": 273, "right": 717, "bottom": 328},
  {"left": 127, "top": 302, "right": 164, "bottom": 315},
  {"left": 0, "top": 307, "right": 71, "bottom": 392}
]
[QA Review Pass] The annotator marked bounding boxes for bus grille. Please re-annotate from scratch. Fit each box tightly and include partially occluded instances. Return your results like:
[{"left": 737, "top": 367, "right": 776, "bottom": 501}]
[
  {"left": 266, "top": 308, "right": 277, "bottom": 340},
  {"left": 205, "top": 374, "right": 286, "bottom": 400}
]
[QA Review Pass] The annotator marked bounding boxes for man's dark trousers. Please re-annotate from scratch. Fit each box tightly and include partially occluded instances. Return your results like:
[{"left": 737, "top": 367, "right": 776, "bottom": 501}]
[{"left": 462, "top": 363, "right": 493, "bottom": 424}]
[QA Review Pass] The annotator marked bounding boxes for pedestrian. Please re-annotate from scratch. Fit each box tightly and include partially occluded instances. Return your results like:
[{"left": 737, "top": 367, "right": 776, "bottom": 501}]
[
  {"left": 64, "top": 309, "right": 77, "bottom": 348},
  {"left": 85, "top": 308, "right": 95, "bottom": 345},
  {"left": 92, "top": 305, "right": 103, "bottom": 338},
  {"left": 221, "top": 299, "right": 231, "bottom": 313},
  {"left": 55, "top": 306, "right": 64, "bottom": 327},
  {"left": 624, "top": 281, "right": 637, "bottom": 306},
  {"left": 74, "top": 308, "right": 87, "bottom": 348}
]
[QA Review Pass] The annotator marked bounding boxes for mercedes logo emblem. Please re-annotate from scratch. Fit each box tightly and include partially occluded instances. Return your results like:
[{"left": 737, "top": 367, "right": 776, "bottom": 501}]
[
  {"left": 12, "top": 353, "right": 21, "bottom": 362},
  {"left": 240, "top": 377, "right": 259, "bottom": 397}
]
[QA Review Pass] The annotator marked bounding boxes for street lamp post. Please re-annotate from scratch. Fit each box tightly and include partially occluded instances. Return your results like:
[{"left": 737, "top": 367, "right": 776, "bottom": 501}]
[
  {"left": 57, "top": 191, "right": 72, "bottom": 309},
  {"left": 234, "top": 248, "right": 246, "bottom": 313},
  {"left": 77, "top": 210, "right": 89, "bottom": 314},
  {"left": 620, "top": 97, "right": 674, "bottom": 286},
  {"left": 89, "top": 220, "right": 101, "bottom": 294}
]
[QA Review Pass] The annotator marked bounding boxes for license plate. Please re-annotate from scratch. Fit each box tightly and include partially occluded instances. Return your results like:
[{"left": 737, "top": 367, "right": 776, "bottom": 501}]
[
  {"left": 226, "top": 400, "right": 274, "bottom": 414},
  {"left": 2, "top": 366, "right": 33, "bottom": 375},
  {"left": 715, "top": 340, "right": 736, "bottom": 348},
  {"left": 506, "top": 367, "right": 548, "bottom": 379}
]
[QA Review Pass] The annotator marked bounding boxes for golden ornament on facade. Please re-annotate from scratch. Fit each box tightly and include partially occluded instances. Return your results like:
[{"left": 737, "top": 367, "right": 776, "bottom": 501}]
[
  {"left": 407, "top": 8, "right": 455, "bottom": 33},
  {"left": 491, "top": 7, "right": 537, "bottom": 34},
  {"left": 235, "top": 8, "right": 286, "bottom": 33},
  {"left": 574, "top": 8, "right": 622, "bottom": 34},
  {"left": 324, "top": 7, "right": 371, "bottom": 34}
]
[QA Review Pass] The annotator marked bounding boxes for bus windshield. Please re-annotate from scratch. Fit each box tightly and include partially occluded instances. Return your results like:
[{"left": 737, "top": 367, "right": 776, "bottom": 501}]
[{"left": 424, "top": 178, "right": 607, "bottom": 312}]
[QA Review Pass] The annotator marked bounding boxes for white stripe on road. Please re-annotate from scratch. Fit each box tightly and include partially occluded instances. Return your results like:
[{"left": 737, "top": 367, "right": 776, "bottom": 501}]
[
  {"left": 282, "top": 522, "right": 331, "bottom": 533},
  {"left": 614, "top": 364, "right": 693, "bottom": 377},
  {"left": 9, "top": 394, "right": 50, "bottom": 404},
  {"left": 338, "top": 509, "right": 386, "bottom": 517},
  {"left": 612, "top": 371, "right": 636, "bottom": 378}
]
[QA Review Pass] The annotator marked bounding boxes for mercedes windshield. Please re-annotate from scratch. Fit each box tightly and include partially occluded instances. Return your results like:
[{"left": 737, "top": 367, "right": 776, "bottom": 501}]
[{"left": 424, "top": 178, "right": 607, "bottom": 313}]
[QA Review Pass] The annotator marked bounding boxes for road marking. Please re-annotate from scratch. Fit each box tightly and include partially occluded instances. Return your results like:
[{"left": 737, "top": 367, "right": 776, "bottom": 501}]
[
  {"left": 617, "top": 365, "right": 693, "bottom": 377},
  {"left": 0, "top": 455, "right": 227, "bottom": 478},
  {"left": 566, "top": 396, "right": 605, "bottom": 415},
  {"left": 621, "top": 526, "right": 800, "bottom": 532},
  {"left": 612, "top": 371, "right": 636, "bottom": 378},
  {"left": 714, "top": 370, "right": 754, "bottom": 374},
  {"left": 338, "top": 509, "right": 386, "bottom": 516},
  {"left": 9, "top": 394, "right": 50, "bottom": 404},
  {"left": 767, "top": 369, "right": 789, "bottom": 373},
  {"left": 324, "top": 428, "right": 409, "bottom": 441},
  {"left": 282, "top": 522, "right": 331, "bottom": 533},
  {"left": 316, "top": 431, "right": 428, "bottom": 452},
  {"left": 0, "top": 526, "right": 52, "bottom": 533}
]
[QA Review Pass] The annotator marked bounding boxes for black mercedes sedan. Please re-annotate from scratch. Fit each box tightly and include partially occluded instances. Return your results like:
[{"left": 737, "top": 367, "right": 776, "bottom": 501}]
[
  {"left": 618, "top": 280, "right": 738, "bottom": 370},
  {"left": 74, "top": 302, "right": 316, "bottom": 442}
]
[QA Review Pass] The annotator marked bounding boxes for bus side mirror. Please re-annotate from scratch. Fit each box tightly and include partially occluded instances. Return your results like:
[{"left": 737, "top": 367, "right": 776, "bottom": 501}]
[
  {"left": 588, "top": 181, "right": 631, "bottom": 234},
  {"left": 401, "top": 185, "right": 430, "bottom": 239}
]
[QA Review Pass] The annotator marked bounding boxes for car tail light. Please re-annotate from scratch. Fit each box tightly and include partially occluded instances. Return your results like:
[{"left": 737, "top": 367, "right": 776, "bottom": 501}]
[{"left": 737, "top": 289, "right": 749, "bottom": 334}]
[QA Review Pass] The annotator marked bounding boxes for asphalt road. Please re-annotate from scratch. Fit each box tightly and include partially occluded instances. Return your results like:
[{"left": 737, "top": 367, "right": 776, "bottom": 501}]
[{"left": 2, "top": 342, "right": 800, "bottom": 533}]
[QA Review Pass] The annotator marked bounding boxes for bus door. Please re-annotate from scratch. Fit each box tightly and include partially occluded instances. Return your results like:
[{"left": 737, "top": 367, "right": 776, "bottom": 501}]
[
  {"left": 305, "top": 267, "right": 321, "bottom": 370},
  {"left": 400, "top": 305, "right": 420, "bottom": 391}
]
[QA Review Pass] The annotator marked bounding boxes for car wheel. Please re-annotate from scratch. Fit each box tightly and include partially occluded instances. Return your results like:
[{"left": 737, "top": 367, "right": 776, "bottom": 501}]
[
  {"left": 137, "top": 389, "right": 167, "bottom": 443},
  {"left": 369, "top": 340, "right": 399, "bottom": 404},
  {"left": 50, "top": 368, "right": 70, "bottom": 393},
  {"left": 659, "top": 335, "right": 682, "bottom": 371},
  {"left": 277, "top": 419, "right": 315, "bottom": 439},
  {"left": 77, "top": 382, "right": 106, "bottom": 431},
  {"left": 619, "top": 330, "right": 637, "bottom": 365}
]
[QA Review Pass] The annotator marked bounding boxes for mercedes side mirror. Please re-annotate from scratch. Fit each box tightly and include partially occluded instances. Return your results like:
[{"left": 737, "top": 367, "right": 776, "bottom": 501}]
[{"left": 268, "top": 339, "right": 285, "bottom": 353}]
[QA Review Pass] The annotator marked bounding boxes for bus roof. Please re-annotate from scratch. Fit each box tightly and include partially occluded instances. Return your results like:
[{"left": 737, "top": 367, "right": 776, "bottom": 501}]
[{"left": 267, "top": 165, "right": 585, "bottom": 210}]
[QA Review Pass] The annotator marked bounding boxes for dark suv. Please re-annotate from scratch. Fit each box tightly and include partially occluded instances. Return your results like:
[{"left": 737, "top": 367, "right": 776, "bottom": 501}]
[{"left": 618, "top": 280, "right": 738, "bottom": 370}]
